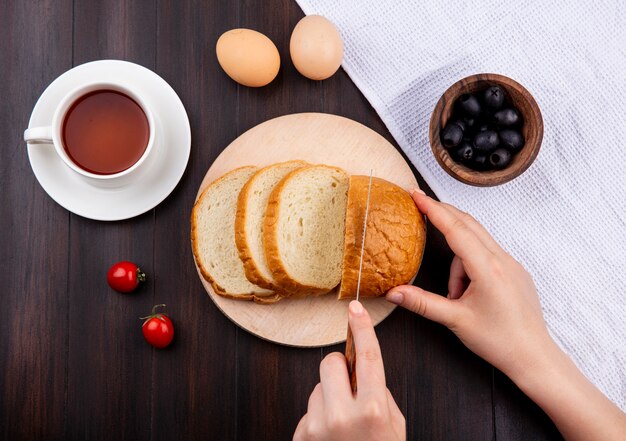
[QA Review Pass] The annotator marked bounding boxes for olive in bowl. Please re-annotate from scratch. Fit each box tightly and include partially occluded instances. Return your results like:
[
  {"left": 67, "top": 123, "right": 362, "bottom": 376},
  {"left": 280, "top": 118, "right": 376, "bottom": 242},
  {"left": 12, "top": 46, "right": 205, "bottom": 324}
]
[{"left": 429, "top": 73, "right": 543, "bottom": 187}]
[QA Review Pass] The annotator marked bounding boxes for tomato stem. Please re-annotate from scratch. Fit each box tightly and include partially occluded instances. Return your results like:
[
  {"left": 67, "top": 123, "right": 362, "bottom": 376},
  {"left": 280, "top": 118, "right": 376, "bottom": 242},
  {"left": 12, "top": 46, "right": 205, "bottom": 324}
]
[
  {"left": 139, "top": 304, "right": 168, "bottom": 323},
  {"left": 136, "top": 268, "right": 146, "bottom": 283},
  {"left": 151, "top": 304, "right": 166, "bottom": 315}
]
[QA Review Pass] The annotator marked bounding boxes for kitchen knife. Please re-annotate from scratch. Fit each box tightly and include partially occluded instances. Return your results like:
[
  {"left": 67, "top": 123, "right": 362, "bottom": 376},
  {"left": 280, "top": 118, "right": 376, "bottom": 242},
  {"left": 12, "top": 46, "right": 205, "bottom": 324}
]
[{"left": 344, "top": 171, "right": 373, "bottom": 394}]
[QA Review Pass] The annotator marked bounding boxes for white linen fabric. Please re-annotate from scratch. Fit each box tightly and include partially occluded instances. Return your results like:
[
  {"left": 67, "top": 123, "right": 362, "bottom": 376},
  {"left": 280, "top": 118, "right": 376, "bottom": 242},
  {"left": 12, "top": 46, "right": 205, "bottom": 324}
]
[{"left": 294, "top": 0, "right": 626, "bottom": 409}]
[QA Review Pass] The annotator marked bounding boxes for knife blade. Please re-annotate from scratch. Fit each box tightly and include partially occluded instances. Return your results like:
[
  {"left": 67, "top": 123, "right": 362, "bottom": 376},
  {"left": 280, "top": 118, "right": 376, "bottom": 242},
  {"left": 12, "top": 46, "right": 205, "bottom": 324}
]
[{"left": 345, "top": 171, "right": 373, "bottom": 393}]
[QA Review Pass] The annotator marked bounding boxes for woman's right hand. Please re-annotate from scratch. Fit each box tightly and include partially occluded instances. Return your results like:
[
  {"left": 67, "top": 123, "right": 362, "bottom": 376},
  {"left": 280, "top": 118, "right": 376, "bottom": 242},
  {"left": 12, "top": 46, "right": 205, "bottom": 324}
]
[{"left": 386, "top": 189, "right": 553, "bottom": 380}]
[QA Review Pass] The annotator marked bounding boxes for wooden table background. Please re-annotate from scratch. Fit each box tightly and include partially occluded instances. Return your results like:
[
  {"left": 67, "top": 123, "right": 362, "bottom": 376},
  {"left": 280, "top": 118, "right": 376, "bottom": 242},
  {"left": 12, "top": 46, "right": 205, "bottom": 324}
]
[{"left": 0, "top": 1, "right": 563, "bottom": 440}]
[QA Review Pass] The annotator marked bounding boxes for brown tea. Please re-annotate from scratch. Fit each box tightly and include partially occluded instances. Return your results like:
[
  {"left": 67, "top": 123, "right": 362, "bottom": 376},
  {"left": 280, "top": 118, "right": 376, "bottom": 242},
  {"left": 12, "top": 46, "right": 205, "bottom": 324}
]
[{"left": 62, "top": 90, "right": 150, "bottom": 175}]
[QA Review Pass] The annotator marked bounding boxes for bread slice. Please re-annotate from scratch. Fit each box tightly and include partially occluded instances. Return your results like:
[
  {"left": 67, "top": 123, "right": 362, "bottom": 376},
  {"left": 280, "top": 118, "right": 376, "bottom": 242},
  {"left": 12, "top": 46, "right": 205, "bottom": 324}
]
[
  {"left": 338, "top": 176, "right": 426, "bottom": 299},
  {"left": 264, "top": 165, "right": 349, "bottom": 296},
  {"left": 191, "top": 166, "right": 273, "bottom": 299},
  {"left": 235, "top": 161, "right": 308, "bottom": 295}
]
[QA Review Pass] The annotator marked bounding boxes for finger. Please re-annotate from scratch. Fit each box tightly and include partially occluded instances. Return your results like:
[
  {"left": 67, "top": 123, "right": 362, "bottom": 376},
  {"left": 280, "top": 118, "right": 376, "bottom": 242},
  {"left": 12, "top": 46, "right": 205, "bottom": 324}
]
[
  {"left": 307, "top": 383, "right": 324, "bottom": 414},
  {"left": 385, "top": 389, "right": 406, "bottom": 436},
  {"left": 386, "top": 285, "right": 463, "bottom": 329},
  {"left": 448, "top": 255, "right": 469, "bottom": 300},
  {"left": 293, "top": 414, "right": 308, "bottom": 441},
  {"left": 438, "top": 201, "right": 503, "bottom": 254},
  {"left": 295, "top": 384, "right": 324, "bottom": 441},
  {"left": 319, "top": 352, "right": 353, "bottom": 409},
  {"left": 347, "top": 301, "right": 387, "bottom": 401},
  {"left": 385, "top": 388, "right": 404, "bottom": 418},
  {"left": 409, "top": 191, "right": 491, "bottom": 276}
]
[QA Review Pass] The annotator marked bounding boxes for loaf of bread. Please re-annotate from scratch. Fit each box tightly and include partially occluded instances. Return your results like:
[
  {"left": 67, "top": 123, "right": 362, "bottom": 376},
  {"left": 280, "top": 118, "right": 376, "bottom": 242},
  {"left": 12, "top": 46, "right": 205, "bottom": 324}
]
[
  {"left": 192, "top": 163, "right": 426, "bottom": 303},
  {"left": 191, "top": 166, "right": 273, "bottom": 299},
  {"left": 263, "top": 165, "right": 350, "bottom": 297},
  {"left": 338, "top": 176, "right": 426, "bottom": 299}
]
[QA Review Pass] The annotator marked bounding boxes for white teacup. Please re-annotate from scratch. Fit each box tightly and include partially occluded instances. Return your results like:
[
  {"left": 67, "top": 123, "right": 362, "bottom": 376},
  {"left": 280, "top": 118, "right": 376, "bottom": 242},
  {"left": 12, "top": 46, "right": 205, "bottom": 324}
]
[{"left": 24, "top": 81, "right": 156, "bottom": 187}]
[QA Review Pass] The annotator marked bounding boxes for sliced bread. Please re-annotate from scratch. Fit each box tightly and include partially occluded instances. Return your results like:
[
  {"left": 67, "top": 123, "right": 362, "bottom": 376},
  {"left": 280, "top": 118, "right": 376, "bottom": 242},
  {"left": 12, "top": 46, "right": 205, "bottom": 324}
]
[
  {"left": 235, "top": 161, "right": 308, "bottom": 294},
  {"left": 191, "top": 166, "right": 273, "bottom": 299},
  {"left": 264, "top": 165, "right": 349, "bottom": 296},
  {"left": 338, "top": 176, "right": 426, "bottom": 300}
]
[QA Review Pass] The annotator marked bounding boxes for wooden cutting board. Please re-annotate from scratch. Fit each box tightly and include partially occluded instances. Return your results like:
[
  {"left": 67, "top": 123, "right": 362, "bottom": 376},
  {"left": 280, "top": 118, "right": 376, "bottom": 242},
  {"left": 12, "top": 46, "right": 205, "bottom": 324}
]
[{"left": 193, "top": 113, "right": 420, "bottom": 347}]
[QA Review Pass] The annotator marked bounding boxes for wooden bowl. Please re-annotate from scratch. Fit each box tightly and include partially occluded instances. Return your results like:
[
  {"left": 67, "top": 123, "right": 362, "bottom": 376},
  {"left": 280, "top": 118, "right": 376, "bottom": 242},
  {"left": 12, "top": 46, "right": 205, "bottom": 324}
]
[{"left": 429, "top": 73, "right": 543, "bottom": 186}]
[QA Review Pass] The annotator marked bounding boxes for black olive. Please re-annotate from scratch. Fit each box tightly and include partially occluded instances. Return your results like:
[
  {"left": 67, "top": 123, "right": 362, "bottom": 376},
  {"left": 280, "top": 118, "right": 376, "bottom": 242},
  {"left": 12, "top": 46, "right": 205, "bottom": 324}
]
[
  {"left": 463, "top": 116, "right": 477, "bottom": 129},
  {"left": 489, "top": 148, "right": 512, "bottom": 169},
  {"left": 473, "top": 130, "right": 499, "bottom": 153},
  {"left": 499, "top": 129, "right": 524, "bottom": 151},
  {"left": 452, "top": 142, "right": 474, "bottom": 163},
  {"left": 457, "top": 93, "right": 481, "bottom": 117},
  {"left": 493, "top": 108, "right": 521, "bottom": 127},
  {"left": 441, "top": 123, "right": 463, "bottom": 148},
  {"left": 471, "top": 154, "right": 491, "bottom": 171},
  {"left": 483, "top": 86, "right": 505, "bottom": 109},
  {"left": 450, "top": 119, "right": 466, "bottom": 132}
]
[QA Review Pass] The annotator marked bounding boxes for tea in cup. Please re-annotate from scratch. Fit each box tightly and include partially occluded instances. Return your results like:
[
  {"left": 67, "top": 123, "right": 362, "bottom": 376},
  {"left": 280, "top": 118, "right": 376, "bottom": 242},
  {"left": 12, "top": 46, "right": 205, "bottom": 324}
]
[{"left": 24, "top": 81, "right": 156, "bottom": 186}]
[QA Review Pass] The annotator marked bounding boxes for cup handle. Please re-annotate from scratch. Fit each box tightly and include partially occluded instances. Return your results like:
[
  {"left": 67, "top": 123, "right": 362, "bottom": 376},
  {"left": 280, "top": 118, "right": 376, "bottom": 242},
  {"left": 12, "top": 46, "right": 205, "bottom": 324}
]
[{"left": 24, "top": 126, "right": 53, "bottom": 144}]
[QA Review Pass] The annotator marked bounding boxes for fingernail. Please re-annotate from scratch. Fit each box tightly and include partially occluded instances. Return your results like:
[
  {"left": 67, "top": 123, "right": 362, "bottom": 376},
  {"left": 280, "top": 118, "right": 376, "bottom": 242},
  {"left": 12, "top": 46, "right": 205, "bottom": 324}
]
[
  {"left": 349, "top": 300, "right": 364, "bottom": 316},
  {"left": 410, "top": 188, "right": 426, "bottom": 196},
  {"left": 386, "top": 290, "right": 404, "bottom": 305}
]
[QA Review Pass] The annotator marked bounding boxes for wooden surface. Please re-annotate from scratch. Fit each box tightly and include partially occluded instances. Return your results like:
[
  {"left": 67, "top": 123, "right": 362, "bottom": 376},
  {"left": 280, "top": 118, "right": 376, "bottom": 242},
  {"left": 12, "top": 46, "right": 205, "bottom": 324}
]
[
  {"left": 194, "top": 113, "right": 419, "bottom": 347},
  {"left": 429, "top": 73, "right": 544, "bottom": 187},
  {"left": 0, "top": 1, "right": 562, "bottom": 440}
]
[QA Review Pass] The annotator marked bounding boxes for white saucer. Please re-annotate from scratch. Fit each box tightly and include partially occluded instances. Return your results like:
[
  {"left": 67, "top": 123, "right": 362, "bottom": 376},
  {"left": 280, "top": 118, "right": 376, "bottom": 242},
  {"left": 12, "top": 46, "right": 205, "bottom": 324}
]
[{"left": 26, "top": 60, "right": 191, "bottom": 221}]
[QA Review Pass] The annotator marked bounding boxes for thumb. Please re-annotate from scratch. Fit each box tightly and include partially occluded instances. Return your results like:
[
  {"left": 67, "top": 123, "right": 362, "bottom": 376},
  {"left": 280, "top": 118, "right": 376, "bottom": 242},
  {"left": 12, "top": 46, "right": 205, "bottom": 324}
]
[{"left": 386, "top": 285, "right": 462, "bottom": 329}]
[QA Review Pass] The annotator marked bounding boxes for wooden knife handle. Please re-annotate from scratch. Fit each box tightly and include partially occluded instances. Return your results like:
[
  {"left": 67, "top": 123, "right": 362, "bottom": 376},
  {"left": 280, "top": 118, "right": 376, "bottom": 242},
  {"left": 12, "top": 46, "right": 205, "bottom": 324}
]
[{"left": 345, "top": 325, "right": 357, "bottom": 393}]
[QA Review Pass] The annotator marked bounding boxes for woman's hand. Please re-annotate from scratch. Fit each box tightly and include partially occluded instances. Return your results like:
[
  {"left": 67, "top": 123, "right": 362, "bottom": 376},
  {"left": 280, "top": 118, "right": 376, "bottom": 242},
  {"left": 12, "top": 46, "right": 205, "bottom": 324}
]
[
  {"left": 387, "top": 189, "right": 553, "bottom": 380},
  {"left": 387, "top": 190, "right": 626, "bottom": 441},
  {"left": 293, "top": 301, "right": 405, "bottom": 441}
]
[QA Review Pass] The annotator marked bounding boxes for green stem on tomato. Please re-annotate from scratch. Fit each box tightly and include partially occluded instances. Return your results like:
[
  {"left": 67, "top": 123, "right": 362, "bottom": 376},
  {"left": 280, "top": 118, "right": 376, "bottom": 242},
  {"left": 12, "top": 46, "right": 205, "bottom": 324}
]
[
  {"left": 151, "top": 304, "right": 166, "bottom": 315},
  {"left": 139, "top": 304, "right": 167, "bottom": 322},
  {"left": 136, "top": 268, "right": 146, "bottom": 283}
]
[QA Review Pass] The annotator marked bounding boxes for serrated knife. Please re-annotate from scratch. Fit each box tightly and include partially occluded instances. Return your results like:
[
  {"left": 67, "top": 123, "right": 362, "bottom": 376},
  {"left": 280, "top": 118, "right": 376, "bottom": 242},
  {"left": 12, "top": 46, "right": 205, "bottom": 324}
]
[{"left": 344, "top": 171, "right": 373, "bottom": 394}]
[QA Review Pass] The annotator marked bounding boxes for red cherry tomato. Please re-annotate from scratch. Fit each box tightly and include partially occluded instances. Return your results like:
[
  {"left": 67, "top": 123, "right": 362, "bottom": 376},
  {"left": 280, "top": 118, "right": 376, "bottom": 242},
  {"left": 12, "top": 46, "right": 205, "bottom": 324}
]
[
  {"left": 140, "top": 304, "right": 174, "bottom": 349},
  {"left": 107, "top": 261, "right": 146, "bottom": 293}
]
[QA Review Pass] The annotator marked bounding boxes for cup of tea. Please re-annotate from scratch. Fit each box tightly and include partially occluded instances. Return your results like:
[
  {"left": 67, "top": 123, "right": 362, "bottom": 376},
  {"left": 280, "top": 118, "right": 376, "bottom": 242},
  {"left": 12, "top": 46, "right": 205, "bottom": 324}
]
[{"left": 24, "top": 81, "right": 156, "bottom": 187}]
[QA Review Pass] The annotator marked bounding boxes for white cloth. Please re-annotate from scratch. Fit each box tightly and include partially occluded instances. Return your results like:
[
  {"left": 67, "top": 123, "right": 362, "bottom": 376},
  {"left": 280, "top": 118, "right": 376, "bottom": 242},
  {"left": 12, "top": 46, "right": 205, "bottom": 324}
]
[{"left": 295, "top": 0, "right": 626, "bottom": 409}]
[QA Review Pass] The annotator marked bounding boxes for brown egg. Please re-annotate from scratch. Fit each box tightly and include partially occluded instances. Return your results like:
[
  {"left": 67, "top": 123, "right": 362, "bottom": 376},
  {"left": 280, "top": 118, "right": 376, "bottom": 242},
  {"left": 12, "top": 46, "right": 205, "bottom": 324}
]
[
  {"left": 216, "top": 29, "right": 280, "bottom": 87},
  {"left": 290, "top": 15, "right": 344, "bottom": 81}
]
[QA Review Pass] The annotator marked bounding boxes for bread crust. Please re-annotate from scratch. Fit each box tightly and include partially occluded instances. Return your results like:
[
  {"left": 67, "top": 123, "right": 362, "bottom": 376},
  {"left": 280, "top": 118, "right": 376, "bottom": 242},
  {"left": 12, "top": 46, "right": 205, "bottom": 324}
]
[
  {"left": 263, "top": 164, "right": 348, "bottom": 297},
  {"left": 235, "top": 161, "right": 308, "bottom": 292},
  {"left": 252, "top": 293, "right": 284, "bottom": 304},
  {"left": 191, "top": 166, "right": 266, "bottom": 300},
  {"left": 338, "top": 176, "right": 426, "bottom": 300}
]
